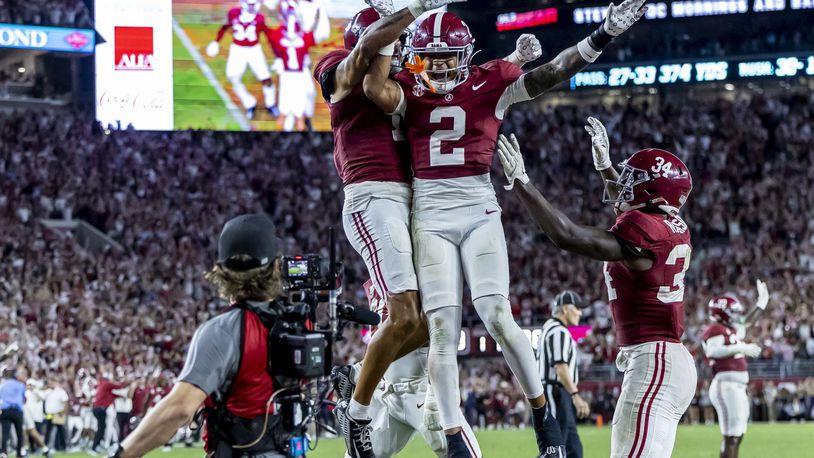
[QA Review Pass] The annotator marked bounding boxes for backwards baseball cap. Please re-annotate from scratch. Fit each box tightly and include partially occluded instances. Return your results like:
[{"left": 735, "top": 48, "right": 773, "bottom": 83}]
[
  {"left": 552, "top": 290, "right": 585, "bottom": 313},
  {"left": 217, "top": 213, "right": 278, "bottom": 271}
]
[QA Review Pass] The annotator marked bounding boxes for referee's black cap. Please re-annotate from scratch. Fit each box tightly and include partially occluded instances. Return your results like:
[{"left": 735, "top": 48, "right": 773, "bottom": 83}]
[
  {"left": 217, "top": 213, "right": 278, "bottom": 271},
  {"left": 554, "top": 290, "right": 586, "bottom": 310}
]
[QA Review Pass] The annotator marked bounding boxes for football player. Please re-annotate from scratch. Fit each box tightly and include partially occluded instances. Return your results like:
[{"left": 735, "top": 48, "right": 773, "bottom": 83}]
[
  {"left": 311, "top": 2, "right": 464, "bottom": 456},
  {"left": 206, "top": 0, "right": 279, "bottom": 120},
  {"left": 496, "top": 118, "right": 696, "bottom": 458},
  {"left": 701, "top": 281, "right": 769, "bottom": 458},
  {"left": 361, "top": 2, "right": 646, "bottom": 456},
  {"left": 338, "top": 280, "right": 482, "bottom": 458},
  {"left": 269, "top": 22, "right": 318, "bottom": 131}
]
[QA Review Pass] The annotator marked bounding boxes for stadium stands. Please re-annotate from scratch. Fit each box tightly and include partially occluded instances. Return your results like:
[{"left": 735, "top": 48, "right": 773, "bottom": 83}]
[{"left": 1, "top": 89, "right": 813, "bottom": 429}]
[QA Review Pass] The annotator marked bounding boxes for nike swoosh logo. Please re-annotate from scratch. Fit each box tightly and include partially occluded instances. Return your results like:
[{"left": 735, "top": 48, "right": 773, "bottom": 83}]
[
  {"left": 417, "top": 403, "right": 425, "bottom": 409},
  {"left": 472, "top": 82, "right": 486, "bottom": 91},
  {"left": 485, "top": 209, "right": 498, "bottom": 215}
]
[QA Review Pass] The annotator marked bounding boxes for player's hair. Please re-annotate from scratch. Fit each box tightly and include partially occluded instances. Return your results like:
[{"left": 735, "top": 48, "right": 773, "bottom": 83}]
[{"left": 204, "top": 256, "right": 283, "bottom": 302}]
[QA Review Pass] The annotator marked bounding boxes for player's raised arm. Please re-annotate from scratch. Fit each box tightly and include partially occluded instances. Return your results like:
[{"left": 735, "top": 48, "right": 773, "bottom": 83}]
[
  {"left": 496, "top": 133, "right": 627, "bottom": 262},
  {"left": 335, "top": 0, "right": 466, "bottom": 99},
  {"left": 742, "top": 279, "right": 770, "bottom": 325},
  {"left": 584, "top": 117, "right": 621, "bottom": 200},
  {"left": 523, "top": 0, "right": 646, "bottom": 98}
]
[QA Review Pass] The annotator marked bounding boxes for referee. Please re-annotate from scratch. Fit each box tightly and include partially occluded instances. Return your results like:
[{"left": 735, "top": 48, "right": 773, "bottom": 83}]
[{"left": 537, "top": 291, "right": 590, "bottom": 458}]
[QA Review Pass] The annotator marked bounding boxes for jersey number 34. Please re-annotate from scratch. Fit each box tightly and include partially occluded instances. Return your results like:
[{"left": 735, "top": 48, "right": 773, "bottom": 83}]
[{"left": 604, "top": 244, "right": 692, "bottom": 303}]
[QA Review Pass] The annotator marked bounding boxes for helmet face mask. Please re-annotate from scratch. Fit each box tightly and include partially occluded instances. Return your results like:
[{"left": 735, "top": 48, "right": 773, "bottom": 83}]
[
  {"left": 602, "top": 162, "right": 650, "bottom": 210},
  {"left": 409, "top": 12, "right": 474, "bottom": 94}
]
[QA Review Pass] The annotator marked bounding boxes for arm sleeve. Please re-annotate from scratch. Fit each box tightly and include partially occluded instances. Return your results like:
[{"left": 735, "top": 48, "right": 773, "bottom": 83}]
[
  {"left": 216, "top": 24, "right": 230, "bottom": 42},
  {"left": 178, "top": 314, "right": 241, "bottom": 395},
  {"left": 495, "top": 74, "right": 531, "bottom": 120},
  {"left": 387, "top": 85, "right": 406, "bottom": 117},
  {"left": 703, "top": 334, "right": 746, "bottom": 359}
]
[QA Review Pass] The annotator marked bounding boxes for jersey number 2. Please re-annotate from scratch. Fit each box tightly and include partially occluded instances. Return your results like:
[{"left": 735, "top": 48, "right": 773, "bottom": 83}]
[{"left": 429, "top": 106, "right": 465, "bottom": 166}]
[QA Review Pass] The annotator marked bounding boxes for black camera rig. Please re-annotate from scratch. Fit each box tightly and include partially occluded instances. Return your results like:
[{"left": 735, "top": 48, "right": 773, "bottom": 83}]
[{"left": 263, "top": 228, "right": 379, "bottom": 457}]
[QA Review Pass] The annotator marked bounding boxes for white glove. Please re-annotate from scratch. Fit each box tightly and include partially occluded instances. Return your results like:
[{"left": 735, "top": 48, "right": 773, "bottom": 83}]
[
  {"left": 603, "top": 0, "right": 647, "bottom": 37},
  {"left": 584, "top": 117, "right": 611, "bottom": 170},
  {"left": 742, "top": 343, "right": 761, "bottom": 358},
  {"left": 365, "top": 0, "right": 395, "bottom": 16},
  {"left": 496, "top": 133, "right": 529, "bottom": 191},
  {"left": 206, "top": 41, "right": 220, "bottom": 58},
  {"left": 422, "top": 383, "right": 442, "bottom": 431},
  {"left": 511, "top": 34, "right": 542, "bottom": 65},
  {"left": 755, "top": 279, "right": 769, "bottom": 310},
  {"left": 408, "top": 0, "right": 466, "bottom": 18}
]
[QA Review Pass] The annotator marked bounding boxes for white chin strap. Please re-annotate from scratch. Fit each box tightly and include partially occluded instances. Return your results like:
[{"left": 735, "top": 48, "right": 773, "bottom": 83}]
[{"left": 658, "top": 205, "right": 680, "bottom": 216}]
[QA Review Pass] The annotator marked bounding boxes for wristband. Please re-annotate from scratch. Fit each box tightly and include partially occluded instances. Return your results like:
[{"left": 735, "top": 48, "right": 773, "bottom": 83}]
[
  {"left": 570, "top": 391, "right": 579, "bottom": 397},
  {"left": 589, "top": 26, "right": 613, "bottom": 51},
  {"left": 407, "top": 0, "right": 425, "bottom": 18},
  {"left": 378, "top": 42, "right": 396, "bottom": 57},
  {"left": 577, "top": 38, "right": 602, "bottom": 63}
]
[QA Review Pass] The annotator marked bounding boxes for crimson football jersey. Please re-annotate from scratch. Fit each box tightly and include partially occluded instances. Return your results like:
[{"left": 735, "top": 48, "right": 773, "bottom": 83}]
[
  {"left": 220, "top": 8, "right": 270, "bottom": 47},
  {"left": 701, "top": 323, "right": 748, "bottom": 375},
  {"left": 313, "top": 50, "right": 411, "bottom": 185},
  {"left": 604, "top": 210, "right": 692, "bottom": 346},
  {"left": 269, "top": 27, "right": 315, "bottom": 72},
  {"left": 393, "top": 59, "right": 524, "bottom": 180}
]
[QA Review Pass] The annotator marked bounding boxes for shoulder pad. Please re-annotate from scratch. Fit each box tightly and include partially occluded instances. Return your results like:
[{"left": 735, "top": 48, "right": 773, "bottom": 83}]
[{"left": 610, "top": 210, "right": 669, "bottom": 248}]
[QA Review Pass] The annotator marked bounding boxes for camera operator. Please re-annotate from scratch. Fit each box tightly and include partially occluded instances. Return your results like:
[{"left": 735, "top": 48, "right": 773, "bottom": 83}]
[{"left": 114, "top": 213, "right": 288, "bottom": 458}]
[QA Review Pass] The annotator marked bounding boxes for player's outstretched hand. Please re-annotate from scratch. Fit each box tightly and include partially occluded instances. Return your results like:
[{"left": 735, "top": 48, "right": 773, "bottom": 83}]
[
  {"left": 743, "top": 343, "right": 761, "bottom": 358},
  {"left": 365, "top": 0, "right": 395, "bottom": 16},
  {"left": 206, "top": 41, "right": 219, "bottom": 58},
  {"left": 603, "top": 0, "right": 647, "bottom": 37},
  {"left": 496, "top": 133, "right": 529, "bottom": 191},
  {"left": 584, "top": 116, "right": 611, "bottom": 171},
  {"left": 755, "top": 279, "right": 770, "bottom": 310},
  {"left": 514, "top": 34, "right": 542, "bottom": 65}
]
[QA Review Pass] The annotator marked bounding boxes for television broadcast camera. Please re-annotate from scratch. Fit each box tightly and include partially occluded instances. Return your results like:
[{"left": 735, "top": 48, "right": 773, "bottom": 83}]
[{"left": 263, "top": 228, "right": 379, "bottom": 457}]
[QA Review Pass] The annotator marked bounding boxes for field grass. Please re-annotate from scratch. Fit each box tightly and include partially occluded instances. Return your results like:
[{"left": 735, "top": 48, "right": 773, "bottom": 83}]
[{"left": 57, "top": 423, "right": 812, "bottom": 457}]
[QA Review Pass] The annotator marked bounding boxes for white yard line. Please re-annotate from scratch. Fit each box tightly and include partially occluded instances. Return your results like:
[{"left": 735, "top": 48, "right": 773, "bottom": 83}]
[{"left": 172, "top": 19, "right": 251, "bottom": 131}]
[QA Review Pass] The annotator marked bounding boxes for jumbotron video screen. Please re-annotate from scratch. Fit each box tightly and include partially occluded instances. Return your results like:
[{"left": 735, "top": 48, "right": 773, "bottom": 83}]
[{"left": 95, "top": 0, "right": 378, "bottom": 131}]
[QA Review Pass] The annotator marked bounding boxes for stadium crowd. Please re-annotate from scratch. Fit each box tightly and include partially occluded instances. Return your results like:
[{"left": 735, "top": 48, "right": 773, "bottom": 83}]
[
  {"left": 1, "top": 88, "right": 813, "bottom": 451},
  {"left": 0, "top": 0, "right": 91, "bottom": 28}
]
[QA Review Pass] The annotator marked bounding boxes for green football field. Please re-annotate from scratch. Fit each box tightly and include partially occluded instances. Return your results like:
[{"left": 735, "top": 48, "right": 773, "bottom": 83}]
[{"left": 57, "top": 423, "right": 812, "bottom": 457}]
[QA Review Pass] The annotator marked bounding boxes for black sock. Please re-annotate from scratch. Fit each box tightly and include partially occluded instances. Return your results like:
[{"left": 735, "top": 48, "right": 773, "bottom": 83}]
[{"left": 447, "top": 430, "right": 464, "bottom": 444}]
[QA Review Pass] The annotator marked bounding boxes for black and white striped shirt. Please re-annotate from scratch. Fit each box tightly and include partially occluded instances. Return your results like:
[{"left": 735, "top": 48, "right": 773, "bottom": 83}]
[{"left": 537, "top": 318, "right": 579, "bottom": 386}]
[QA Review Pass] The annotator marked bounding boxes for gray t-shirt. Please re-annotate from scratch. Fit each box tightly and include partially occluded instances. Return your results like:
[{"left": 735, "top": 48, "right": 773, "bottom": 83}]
[{"left": 178, "top": 301, "right": 274, "bottom": 396}]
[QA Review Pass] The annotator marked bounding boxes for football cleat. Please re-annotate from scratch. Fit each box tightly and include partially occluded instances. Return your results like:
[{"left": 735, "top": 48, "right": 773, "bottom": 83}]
[
  {"left": 334, "top": 400, "right": 375, "bottom": 458},
  {"left": 332, "top": 365, "right": 356, "bottom": 401},
  {"left": 267, "top": 105, "right": 280, "bottom": 117},
  {"left": 531, "top": 407, "right": 566, "bottom": 458},
  {"left": 247, "top": 106, "right": 256, "bottom": 120}
]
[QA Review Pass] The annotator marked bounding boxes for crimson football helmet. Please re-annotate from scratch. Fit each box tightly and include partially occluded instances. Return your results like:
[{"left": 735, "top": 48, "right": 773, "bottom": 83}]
[
  {"left": 603, "top": 148, "right": 692, "bottom": 215},
  {"left": 709, "top": 295, "right": 745, "bottom": 326},
  {"left": 409, "top": 12, "right": 475, "bottom": 94},
  {"left": 277, "top": 0, "right": 301, "bottom": 28},
  {"left": 344, "top": 8, "right": 380, "bottom": 50},
  {"left": 241, "top": 0, "right": 260, "bottom": 15}
]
